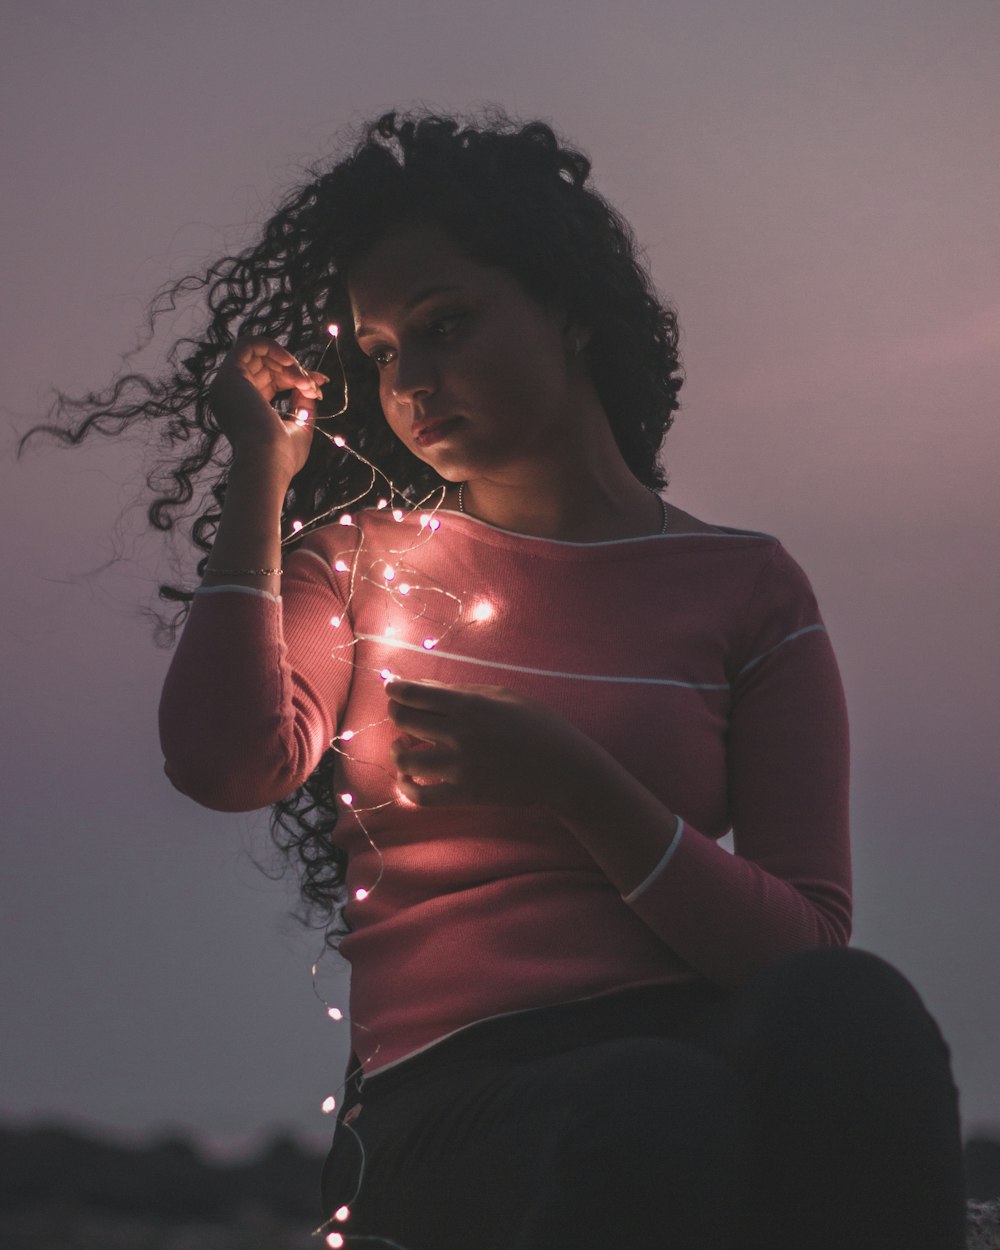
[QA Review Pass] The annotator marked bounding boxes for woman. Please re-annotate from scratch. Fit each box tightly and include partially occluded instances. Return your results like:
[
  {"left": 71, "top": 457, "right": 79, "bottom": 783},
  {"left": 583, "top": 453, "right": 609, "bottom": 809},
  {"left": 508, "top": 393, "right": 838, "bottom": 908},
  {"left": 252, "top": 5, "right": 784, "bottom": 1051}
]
[{"left": 34, "top": 111, "right": 965, "bottom": 1249}]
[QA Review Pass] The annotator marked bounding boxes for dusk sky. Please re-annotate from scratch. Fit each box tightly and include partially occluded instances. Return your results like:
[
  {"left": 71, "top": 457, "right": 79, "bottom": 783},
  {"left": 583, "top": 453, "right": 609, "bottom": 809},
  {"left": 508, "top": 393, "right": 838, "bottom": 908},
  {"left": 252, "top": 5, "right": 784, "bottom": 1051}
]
[{"left": 2, "top": 0, "right": 998, "bottom": 1157}]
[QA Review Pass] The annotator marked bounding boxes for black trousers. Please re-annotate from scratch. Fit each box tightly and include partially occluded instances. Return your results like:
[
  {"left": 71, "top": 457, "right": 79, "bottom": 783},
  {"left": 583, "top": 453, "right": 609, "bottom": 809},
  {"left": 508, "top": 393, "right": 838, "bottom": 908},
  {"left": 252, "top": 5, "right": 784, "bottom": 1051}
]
[{"left": 320, "top": 947, "right": 966, "bottom": 1250}]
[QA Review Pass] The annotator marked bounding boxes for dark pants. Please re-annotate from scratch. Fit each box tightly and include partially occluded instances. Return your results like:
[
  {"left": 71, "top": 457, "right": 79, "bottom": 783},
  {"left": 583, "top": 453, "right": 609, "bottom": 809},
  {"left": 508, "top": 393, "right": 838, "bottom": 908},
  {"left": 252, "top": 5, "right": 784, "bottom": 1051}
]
[{"left": 320, "top": 947, "right": 966, "bottom": 1250}]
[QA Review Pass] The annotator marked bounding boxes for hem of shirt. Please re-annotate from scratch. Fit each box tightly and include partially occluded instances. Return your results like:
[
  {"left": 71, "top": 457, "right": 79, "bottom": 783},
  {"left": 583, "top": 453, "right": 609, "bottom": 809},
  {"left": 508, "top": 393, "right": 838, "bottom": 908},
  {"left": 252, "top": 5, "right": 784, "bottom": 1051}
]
[
  {"left": 621, "top": 817, "right": 685, "bottom": 905},
  {"left": 358, "top": 976, "right": 699, "bottom": 1081}
]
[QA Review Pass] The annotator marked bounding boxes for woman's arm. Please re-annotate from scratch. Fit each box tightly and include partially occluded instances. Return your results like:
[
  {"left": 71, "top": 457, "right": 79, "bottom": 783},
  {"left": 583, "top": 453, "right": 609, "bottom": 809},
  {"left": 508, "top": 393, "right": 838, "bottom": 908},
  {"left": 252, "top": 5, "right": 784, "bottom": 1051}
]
[
  {"left": 158, "top": 547, "right": 351, "bottom": 812},
  {"left": 560, "top": 545, "right": 853, "bottom": 987},
  {"left": 553, "top": 663, "right": 851, "bottom": 989},
  {"left": 157, "top": 338, "right": 344, "bottom": 811},
  {"left": 198, "top": 335, "right": 327, "bottom": 596}
]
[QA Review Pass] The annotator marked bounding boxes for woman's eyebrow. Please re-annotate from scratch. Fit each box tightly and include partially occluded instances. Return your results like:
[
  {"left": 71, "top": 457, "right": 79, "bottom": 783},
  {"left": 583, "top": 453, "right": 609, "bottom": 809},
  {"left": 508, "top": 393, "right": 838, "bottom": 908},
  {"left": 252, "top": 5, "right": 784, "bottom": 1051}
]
[{"left": 355, "top": 284, "right": 465, "bottom": 339}]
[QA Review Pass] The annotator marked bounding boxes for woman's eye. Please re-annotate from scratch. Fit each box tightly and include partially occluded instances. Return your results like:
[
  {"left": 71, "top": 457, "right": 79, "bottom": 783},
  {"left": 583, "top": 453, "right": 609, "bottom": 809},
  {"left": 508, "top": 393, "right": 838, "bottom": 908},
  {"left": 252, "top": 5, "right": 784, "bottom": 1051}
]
[
  {"left": 428, "top": 313, "right": 463, "bottom": 337},
  {"left": 366, "top": 314, "right": 463, "bottom": 368}
]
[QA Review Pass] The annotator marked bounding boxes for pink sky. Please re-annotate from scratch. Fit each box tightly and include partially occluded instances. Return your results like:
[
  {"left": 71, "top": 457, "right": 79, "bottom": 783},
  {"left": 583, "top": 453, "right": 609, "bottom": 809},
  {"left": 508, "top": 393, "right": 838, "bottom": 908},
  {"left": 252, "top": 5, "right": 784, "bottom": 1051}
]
[{"left": 2, "top": 0, "right": 998, "bottom": 1151}]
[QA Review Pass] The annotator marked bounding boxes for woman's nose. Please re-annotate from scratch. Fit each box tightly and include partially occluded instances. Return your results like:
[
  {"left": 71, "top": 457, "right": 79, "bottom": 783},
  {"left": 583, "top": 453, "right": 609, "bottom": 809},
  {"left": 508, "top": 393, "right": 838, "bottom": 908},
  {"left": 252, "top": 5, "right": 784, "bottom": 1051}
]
[{"left": 391, "top": 345, "right": 436, "bottom": 402}]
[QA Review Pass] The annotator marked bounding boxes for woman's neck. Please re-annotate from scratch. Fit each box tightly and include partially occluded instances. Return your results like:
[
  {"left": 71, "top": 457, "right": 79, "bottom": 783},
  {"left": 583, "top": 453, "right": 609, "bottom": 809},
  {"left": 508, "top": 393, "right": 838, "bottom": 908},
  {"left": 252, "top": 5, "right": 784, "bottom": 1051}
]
[{"left": 449, "top": 453, "right": 663, "bottom": 543}]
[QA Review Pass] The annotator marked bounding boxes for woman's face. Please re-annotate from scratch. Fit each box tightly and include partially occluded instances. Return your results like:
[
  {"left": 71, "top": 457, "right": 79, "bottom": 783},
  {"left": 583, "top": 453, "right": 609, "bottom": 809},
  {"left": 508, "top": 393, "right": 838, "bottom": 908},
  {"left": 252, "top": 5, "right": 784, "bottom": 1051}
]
[{"left": 348, "top": 222, "right": 582, "bottom": 483}]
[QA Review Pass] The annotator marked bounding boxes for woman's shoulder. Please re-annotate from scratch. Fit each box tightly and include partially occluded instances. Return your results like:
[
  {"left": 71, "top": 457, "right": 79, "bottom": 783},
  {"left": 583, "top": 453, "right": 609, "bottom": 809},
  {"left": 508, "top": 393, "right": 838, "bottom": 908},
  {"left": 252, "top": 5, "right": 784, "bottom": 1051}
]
[{"left": 665, "top": 503, "right": 776, "bottom": 542}]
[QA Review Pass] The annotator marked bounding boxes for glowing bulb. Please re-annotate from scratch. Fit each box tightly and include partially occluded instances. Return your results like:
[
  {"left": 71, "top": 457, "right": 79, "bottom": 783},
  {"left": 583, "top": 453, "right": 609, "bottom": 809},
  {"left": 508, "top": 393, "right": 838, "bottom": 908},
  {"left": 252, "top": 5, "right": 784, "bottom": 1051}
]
[
  {"left": 429, "top": 517, "right": 441, "bottom": 531},
  {"left": 335, "top": 559, "right": 349, "bottom": 572},
  {"left": 292, "top": 520, "right": 304, "bottom": 532},
  {"left": 355, "top": 887, "right": 369, "bottom": 901},
  {"left": 293, "top": 408, "right": 310, "bottom": 426},
  {"left": 335, "top": 1206, "right": 350, "bottom": 1222},
  {"left": 383, "top": 564, "right": 395, "bottom": 580},
  {"left": 328, "top": 1006, "right": 343, "bottom": 1020},
  {"left": 422, "top": 637, "right": 438, "bottom": 650},
  {"left": 340, "top": 729, "right": 354, "bottom": 742},
  {"left": 327, "top": 323, "right": 339, "bottom": 338},
  {"left": 384, "top": 625, "right": 396, "bottom": 637},
  {"left": 339, "top": 513, "right": 353, "bottom": 526},
  {"left": 340, "top": 792, "right": 354, "bottom": 806},
  {"left": 379, "top": 668, "right": 392, "bottom": 681},
  {"left": 392, "top": 508, "right": 404, "bottom": 522},
  {"left": 377, "top": 498, "right": 388, "bottom": 509},
  {"left": 419, "top": 513, "right": 430, "bottom": 527},
  {"left": 330, "top": 615, "right": 342, "bottom": 628},
  {"left": 472, "top": 600, "right": 494, "bottom": 622},
  {"left": 398, "top": 583, "right": 411, "bottom": 595},
  {"left": 321, "top": 1096, "right": 337, "bottom": 1114},
  {"left": 334, "top": 435, "right": 346, "bottom": 447},
  {"left": 327, "top": 1234, "right": 344, "bottom": 1248}
]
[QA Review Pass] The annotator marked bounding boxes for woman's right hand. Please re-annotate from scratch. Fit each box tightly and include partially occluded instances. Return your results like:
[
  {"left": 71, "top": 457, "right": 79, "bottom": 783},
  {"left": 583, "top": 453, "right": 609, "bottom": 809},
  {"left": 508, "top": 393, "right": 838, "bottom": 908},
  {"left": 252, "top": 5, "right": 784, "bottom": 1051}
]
[{"left": 208, "top": 337, "right": 330, "bottom": 482}]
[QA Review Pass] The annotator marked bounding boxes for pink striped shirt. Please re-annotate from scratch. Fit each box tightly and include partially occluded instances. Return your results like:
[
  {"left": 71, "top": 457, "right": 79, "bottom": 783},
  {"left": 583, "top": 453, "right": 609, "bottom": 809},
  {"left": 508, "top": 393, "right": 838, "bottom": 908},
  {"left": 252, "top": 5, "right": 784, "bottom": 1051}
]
[{"left": 159, "top": 508, "right": 851, "bottom": 1073}]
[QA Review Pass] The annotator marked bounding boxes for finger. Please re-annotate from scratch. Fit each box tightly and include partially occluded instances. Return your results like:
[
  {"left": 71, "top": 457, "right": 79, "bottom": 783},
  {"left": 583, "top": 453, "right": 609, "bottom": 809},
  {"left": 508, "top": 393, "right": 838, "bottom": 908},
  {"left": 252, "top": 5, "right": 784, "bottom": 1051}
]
[
  {"left": 391, "top": 743, "right": 455, "bottom": 777},
  {"left": 385, "top": 677, "right": 464, "bottom": 713},
  {"left": 276, "top": 361, "right": 323, "bottom": 399},
  {"left": 249, "top": 338, "right": 298, "bottom": 366},
  {"left": 239, "top": 341, "right": 316, "bottom": 386},
  {"left": 388, "top": 700, "right": 458, "bottom": 746},
  {"left": 232, "top": 342, "right": 317, "bottom": 399},
  {"left": 293, "top": 383, "right": 323, "bottom": 403},
  {"left": 396, "top": 775, "right": 461, "bottom": 807},
  {"left": 389, "top": 733, "right": 430, "bottom": 764},
  {"left": 236, "top": 338, "right": 294, "bottom": 368}
]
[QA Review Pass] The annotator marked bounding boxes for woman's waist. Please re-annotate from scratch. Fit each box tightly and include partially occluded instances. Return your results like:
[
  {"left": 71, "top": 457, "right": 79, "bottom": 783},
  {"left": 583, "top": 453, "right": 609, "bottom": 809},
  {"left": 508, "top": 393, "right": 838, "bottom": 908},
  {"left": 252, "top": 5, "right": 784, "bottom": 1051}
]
[
  {"left": 333, "top": 858, "right": 722, "bottom": 1086},
  {"left": 341, "top": 977, "right": 731, "bottom": 1112}
]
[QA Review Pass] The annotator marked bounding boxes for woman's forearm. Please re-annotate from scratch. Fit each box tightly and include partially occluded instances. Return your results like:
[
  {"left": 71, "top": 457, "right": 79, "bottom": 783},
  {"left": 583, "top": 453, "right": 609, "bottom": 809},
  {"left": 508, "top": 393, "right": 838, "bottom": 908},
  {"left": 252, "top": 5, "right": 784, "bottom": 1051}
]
[
  {"left": 550, "top": 739, "right": 680, "bottom": 898},
  {"left": 550, "top": 712, "right": 851, "bottom": 987},
  {"left": 199, "top": 452, "right": 293, "bottom": 597}
]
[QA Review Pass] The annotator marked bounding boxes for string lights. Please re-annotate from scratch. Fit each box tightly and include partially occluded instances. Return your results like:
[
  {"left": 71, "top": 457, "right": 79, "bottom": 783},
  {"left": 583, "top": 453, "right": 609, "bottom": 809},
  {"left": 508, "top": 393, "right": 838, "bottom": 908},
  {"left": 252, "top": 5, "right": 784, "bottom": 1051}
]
[{"left": 270, "top": 324, "right": 495, "bottom": 1248}]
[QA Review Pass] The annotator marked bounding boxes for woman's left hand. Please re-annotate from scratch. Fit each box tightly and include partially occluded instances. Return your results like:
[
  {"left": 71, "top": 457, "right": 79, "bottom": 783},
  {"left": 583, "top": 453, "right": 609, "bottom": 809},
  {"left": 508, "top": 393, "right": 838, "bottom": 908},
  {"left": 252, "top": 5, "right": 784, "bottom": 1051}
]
[{"left": 386, "top": 677, "right": 596, "bottom": 811}]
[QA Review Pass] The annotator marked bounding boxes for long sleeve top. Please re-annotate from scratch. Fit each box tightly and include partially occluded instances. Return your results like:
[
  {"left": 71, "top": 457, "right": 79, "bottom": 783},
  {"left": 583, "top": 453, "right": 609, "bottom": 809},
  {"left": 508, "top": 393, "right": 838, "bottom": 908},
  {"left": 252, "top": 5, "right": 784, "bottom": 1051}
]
[{"left": 159, "top": 507, "right": 852, "bottom": 1074}]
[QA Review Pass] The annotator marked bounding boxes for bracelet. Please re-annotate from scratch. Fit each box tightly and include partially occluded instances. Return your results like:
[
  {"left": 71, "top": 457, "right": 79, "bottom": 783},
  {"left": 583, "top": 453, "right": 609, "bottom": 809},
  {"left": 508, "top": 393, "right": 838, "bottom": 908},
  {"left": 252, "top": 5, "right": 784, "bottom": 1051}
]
[{"left": 204, "top": 566, "right": 282, "bottom": 577}]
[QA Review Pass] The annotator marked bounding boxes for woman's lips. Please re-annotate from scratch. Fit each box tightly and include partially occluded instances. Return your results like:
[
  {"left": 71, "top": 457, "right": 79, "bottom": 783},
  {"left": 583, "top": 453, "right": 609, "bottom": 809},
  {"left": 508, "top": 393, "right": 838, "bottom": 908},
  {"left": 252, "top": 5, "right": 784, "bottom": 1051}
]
[{"left": 413, "top": 416, "right": 463, "bottom": 448}]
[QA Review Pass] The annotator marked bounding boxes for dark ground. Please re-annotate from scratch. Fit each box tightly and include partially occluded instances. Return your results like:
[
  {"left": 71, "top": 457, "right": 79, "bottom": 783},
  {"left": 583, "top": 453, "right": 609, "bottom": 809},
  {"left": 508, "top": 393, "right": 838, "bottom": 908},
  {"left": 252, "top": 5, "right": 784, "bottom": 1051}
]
[{"left": 2, "top": 1121, "right": 998, "bottom": 1249}]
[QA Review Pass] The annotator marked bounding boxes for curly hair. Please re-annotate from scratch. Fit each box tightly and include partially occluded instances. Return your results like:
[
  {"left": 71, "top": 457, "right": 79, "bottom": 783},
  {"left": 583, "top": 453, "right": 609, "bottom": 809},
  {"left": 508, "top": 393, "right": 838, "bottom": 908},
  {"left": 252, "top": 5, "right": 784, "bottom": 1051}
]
[{"left": 20, "top": 107, "right": 686, "bottom": 943}]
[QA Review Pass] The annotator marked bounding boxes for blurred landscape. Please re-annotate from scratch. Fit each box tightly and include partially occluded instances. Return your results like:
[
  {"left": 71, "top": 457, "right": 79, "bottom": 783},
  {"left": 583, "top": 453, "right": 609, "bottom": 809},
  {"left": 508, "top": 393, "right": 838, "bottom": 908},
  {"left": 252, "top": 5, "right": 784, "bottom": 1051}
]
[
  {"left": 1, "top": 1120, "right": 998, "bottom": 1249},
  {"left": 0, "top": 1122, "right": 329, "bottom": 1250}
]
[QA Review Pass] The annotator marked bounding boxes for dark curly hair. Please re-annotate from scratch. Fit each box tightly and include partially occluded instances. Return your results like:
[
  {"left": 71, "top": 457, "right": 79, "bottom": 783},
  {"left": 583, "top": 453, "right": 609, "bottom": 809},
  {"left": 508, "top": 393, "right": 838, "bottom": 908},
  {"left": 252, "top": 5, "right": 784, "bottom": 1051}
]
[{"left": 20, "top": 107, "right": 685, "bottom": 943}]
